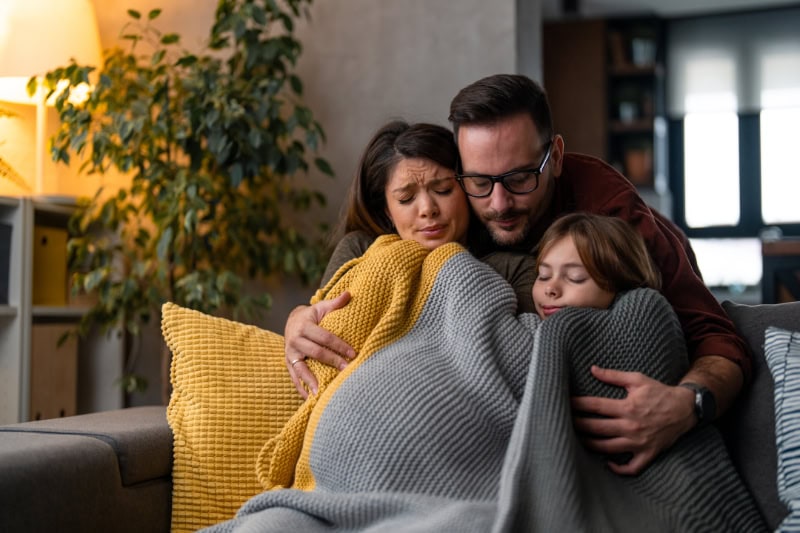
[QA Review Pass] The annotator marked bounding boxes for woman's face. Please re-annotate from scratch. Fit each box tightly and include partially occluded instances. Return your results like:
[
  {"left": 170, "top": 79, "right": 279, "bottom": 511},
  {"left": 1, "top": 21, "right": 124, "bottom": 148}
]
[
  {"left": 532, "top": 235, "right": 615, "bottom": 320},
  {"left": 384, "top": 157, "right": 469, "bottom": 249}
]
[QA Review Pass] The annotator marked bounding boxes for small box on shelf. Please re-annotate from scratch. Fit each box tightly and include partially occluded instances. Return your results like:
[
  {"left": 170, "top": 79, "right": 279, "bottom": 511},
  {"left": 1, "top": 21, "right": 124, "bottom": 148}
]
[
  {"left": 622, "top": 137, "right": 654, "bottom": 187},
  {"left": 624, "top": 148, "right": 653, "bottom": 186},
  {"left": 630, "top": 37, "right": 656, "bottom": 67}
]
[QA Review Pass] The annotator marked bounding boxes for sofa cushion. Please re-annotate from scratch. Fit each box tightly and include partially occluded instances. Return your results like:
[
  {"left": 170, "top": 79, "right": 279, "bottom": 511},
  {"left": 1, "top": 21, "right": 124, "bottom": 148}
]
[
  {"left": 720, "top": 300, "right": 800, "bottom": 530},
  {"left": 162, "top": 302, "right": 303, "bottom": 533},
  {"left": 0, "top": 405, "right": 171, "bottom": 486}
]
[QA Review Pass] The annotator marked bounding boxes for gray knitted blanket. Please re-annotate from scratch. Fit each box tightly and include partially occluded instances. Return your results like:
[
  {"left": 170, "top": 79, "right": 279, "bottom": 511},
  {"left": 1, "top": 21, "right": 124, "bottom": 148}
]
[{"left": 204, "top": 239, "right": 765, "bottom": 532}]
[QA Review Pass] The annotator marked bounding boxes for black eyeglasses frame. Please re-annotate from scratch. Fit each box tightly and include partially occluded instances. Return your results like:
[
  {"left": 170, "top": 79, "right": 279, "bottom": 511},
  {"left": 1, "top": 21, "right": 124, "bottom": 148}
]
[{"left": 455, "top": 140, "right": 553, "bottom": 198}]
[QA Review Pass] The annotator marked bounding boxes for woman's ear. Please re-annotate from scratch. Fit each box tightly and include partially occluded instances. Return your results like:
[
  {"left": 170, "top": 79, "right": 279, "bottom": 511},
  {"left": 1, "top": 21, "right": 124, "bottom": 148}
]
[{"left": 550, "top": 134, "right": 566, "bottom": 177}]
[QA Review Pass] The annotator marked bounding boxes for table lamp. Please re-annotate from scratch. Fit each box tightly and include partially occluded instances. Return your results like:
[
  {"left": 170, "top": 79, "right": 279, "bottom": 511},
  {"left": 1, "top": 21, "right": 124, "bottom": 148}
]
[{"left": 0, "top": 0, "right": 102, "bottom": 195}]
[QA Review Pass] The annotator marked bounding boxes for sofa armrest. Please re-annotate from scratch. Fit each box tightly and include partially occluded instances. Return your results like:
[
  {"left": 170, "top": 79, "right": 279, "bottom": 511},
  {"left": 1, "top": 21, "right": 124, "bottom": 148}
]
[
  {"left": 0, "top": 406, "right": 172, "bottom": 533},
  {"left": 720, "top": 300, "right": 800, "bottom": 531}
]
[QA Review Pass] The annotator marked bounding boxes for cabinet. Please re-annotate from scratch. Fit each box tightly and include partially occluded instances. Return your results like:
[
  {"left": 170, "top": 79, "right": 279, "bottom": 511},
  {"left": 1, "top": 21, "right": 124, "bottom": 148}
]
[
  {"left": 543, "top": 16, "right": 668, "bottom": 202},
  {"left": 0, "top": 196, "right": 123, "bottom": 424}
]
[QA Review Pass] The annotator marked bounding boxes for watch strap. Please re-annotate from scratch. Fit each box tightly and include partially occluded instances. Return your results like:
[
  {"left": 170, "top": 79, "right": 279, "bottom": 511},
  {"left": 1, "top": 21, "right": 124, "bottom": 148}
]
[{"left": 679, "top": 382, "right": 716, "bottom": 427}]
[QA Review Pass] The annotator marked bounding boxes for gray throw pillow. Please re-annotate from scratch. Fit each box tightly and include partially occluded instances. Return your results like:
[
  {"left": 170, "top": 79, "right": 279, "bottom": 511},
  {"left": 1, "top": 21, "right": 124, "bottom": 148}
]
[{"left": 763, "top": 327, "right": 800, "bottom": 533}]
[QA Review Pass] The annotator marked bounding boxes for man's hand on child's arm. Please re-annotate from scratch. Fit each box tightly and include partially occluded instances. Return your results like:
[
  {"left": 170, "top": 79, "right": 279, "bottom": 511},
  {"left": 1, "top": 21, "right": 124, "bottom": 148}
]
[
  {"left": 284, "top": 292, "right": 355, "bottom": 399},
  {"left": 570, "top": 356, "right": 743, "bottom": 475}
]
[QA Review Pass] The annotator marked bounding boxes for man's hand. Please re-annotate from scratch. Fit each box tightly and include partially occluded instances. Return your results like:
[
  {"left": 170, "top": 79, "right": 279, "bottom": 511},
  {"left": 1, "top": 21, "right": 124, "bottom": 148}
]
[
  {"left": 285, "top": 292, "right": 356, "bottom": 398},
  {"left": 571, "top": 365, "right": 696, "bottom": 475}
]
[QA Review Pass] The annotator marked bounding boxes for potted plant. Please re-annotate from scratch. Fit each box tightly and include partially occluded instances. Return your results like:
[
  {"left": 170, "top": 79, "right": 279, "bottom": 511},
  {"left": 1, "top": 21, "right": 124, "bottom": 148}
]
[
  {"left": 623, "top": 136, "right": 653, "bottom": 186},
  {"left": 36, "top": 0, "right": 332, "bottom": 400}
]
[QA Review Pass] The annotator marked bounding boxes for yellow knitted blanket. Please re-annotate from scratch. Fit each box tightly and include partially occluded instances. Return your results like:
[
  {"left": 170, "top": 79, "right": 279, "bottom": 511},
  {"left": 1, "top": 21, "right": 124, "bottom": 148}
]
[{"left": 255, "top": 234, "right": 465, "bottom": 490}]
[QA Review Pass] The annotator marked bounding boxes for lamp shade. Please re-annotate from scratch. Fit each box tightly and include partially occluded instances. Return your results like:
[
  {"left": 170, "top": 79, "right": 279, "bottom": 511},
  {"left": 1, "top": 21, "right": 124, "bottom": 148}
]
[{"left": 0, "top": 0, "right": 102, "bottom": 104}]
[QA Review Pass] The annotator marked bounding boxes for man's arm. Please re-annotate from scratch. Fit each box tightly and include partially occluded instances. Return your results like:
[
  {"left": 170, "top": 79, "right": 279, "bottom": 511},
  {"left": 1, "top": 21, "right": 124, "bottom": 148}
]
[
  {"left": 284, "top": 231, "right": 375, "bottom": 397},
  {"left": 572, "top": 355, "right": 743, "bottom": 475},
  {"left": 569, "top": 179, "right": 749, "bottom": 473}
]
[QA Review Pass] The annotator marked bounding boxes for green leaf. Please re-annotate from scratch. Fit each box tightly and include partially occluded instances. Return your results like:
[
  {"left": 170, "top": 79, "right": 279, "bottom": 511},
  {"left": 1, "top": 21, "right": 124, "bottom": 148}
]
[
  {"left": 229, "top": 163, "right": 243, "bottom": 186},
  {"left": 161, "top": 33, "right": 180, "bottom": 45},
  {"left": 148, "top": 9, "right": 162, "bottom": 20},
  {"left": 25, "top": 77, "right": 38, "bottom": 98},
  {"left": 279, "top": 13, "right": 294, "bottom": 33},
  {"left": 283, "top": 249, "right": 295, "bottom": 272},
  {"left": 289, "top": 74, "right": 303, "bottom": 95},
  {"left": 314, "top": 157, "right": 334, "bottom": 177},
  {"left": 135, "top": 228, "right": 150, "bottom": 247},
  {"left": 184, "top": 209, "right": 197, "bottom": 233},
  {"left": 115, "top": 374, "right": 148, "bottom": 393},
  {"left": 127, "top": 9, "right": 141, "bottom": 20},
  {"left": 120, "top": 121, "right": 134, "bottom": 142},
  {"left": 252, "top": 5, "right": 267, "bottom": 25},
  {"left": 84, "top": 269, "right": 106, "bottom": 292},
  {"left": 157, "top": 227, "right": 173, "bottom": 262},
  {"left": 176, "top": 54, "right": 198, "bottom": 67},
  {"left": 248, "top": 128, "right": 262, "bottom": 148},
  {"left": 152, "top": 49, "right": 166, "bottom": 65}
]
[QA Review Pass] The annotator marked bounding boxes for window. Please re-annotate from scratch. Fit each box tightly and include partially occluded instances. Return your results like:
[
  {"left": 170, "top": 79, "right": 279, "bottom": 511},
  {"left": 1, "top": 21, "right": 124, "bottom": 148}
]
[
  {"left": 760, "top": 51, "right": 800, "bottom": 225},
  {"left": 667, "top": 8, "right": 800, "bottom": 293},
  {"left": 761, "top": 106, "right": 800, "bottom": 225},
  {"left": 683, "top": 111, "right": 739, "bottom": 228}
]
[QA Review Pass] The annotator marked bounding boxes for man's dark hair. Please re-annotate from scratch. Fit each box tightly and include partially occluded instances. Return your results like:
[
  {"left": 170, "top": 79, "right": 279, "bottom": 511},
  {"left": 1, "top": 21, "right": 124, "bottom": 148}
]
[{"left": 448, "top": 74, "right": 554, "bottom": 142}]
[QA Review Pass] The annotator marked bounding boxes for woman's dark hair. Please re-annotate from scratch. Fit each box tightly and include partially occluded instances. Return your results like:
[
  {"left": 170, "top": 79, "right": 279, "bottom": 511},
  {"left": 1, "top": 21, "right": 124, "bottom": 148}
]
[
  {"left": 339, "top": 120, "right": 459, "bottom": 238},
  {"left": 448, "top": 74, "right": 554, "bottom": 142}
]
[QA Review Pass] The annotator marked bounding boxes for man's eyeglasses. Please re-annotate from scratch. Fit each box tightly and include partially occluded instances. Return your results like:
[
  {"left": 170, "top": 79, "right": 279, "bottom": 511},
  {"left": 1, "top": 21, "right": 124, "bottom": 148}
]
[{"left": 455, "top": 141, "right": 553, "bottom": 198}]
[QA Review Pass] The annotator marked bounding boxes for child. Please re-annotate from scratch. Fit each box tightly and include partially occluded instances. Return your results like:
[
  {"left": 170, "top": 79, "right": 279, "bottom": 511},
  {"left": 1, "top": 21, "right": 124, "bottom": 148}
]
[{"left": 532, "top": 212, "right": 661, "bottom": 320}]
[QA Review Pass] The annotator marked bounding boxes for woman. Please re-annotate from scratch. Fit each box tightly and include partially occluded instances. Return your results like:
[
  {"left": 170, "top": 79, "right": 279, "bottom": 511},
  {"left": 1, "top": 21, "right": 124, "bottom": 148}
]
[
  {"left": 321, "top": 120, "right": 471, "bottom": 282},
  {"left": 286, "top": 120, "right": 535, "bottom": 398}
]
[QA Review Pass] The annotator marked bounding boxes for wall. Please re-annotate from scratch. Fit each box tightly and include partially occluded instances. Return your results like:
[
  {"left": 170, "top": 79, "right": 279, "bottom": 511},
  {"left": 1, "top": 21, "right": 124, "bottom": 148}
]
[
  {"left": 277, "top": 0, "right": 534, "bottom": 329},
  {"left": 83, "top": 0, "right": 536, "bottom": 404}
]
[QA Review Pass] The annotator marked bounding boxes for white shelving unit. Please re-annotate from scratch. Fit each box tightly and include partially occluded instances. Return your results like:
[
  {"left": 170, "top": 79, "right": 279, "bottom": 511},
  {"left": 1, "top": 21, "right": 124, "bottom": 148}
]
[
  {"left": 0, "top": 196, "right": 26, "bottom": 424},
  {"left": 0, "top": 196, "right": 124, "bottom": 424}
]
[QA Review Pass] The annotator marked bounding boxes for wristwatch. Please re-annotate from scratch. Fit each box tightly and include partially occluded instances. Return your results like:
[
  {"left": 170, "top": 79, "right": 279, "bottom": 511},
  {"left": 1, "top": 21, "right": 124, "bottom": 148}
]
[{"left": 680, "top": 382, "right": 716, "bottom": 427}]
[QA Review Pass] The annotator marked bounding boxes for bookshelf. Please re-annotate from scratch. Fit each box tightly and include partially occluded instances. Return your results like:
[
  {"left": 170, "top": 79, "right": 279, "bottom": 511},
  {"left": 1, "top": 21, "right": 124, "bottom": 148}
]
[
  {"left": 0, "top": 196, "right": 123, "bottom": 424},
  {"left": 543, "top": 15, "right": 668, "bottom": 205}
]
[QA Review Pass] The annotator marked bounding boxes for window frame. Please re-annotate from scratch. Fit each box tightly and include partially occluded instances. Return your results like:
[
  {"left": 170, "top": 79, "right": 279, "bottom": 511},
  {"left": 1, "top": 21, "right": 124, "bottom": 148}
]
[{"left": 668, "top": 113, "right": 800, "bottom": 239}]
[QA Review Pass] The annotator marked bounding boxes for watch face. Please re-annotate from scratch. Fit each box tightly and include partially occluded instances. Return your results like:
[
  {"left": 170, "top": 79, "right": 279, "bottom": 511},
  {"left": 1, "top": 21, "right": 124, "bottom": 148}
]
[
  {"left": 699, "top": 387, "right": 716, "bottom": 422},
  {"left": 681, "top": 383, "right": 716, "bottom": 425}
]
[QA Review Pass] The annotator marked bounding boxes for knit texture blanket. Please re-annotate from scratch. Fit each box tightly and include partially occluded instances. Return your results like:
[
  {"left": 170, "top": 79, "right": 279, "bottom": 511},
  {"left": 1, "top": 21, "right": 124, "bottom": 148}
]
[{"left": 205, "top": 235, "right": 765, "bottom": 532}]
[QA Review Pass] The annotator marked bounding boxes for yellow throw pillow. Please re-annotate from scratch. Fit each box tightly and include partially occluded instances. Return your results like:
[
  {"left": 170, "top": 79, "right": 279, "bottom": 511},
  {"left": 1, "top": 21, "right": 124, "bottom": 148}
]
[{"left": 162, "top": 303, "right": 302, "bottom": 533}]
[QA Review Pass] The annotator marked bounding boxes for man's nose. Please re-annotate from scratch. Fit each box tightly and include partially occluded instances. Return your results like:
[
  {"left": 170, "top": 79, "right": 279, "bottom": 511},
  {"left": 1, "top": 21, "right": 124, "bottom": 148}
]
[{"left": 488, "top": 183, "right": 514, "bottom": 212}]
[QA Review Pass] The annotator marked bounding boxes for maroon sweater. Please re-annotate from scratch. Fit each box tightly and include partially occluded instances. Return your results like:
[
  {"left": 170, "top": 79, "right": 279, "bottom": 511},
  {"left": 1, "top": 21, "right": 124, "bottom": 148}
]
[{"left": 473, "top": 152, "right": 752, "bottom": 380}]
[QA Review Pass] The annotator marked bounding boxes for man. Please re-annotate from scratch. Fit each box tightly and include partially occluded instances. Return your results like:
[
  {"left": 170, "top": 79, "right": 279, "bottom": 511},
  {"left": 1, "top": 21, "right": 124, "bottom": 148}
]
[
  {"left": 285, "top": 74, "right": 750, "bottom": 475},
  {"left": 448, "top": 74, "right": 749, "bottom": 475}
]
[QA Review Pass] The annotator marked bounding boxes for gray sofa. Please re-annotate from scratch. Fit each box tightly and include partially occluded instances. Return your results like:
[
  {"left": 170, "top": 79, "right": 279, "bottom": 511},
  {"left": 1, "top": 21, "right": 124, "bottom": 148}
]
[{"left": 1, "top": 299, "right": 798, "bottom": 532}]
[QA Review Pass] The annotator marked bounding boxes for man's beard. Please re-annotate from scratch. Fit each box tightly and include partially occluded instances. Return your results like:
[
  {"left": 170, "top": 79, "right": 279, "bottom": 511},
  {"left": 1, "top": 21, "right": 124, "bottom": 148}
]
[{"left": 484, "top": 209, "right": 531, "bottom": 248}]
